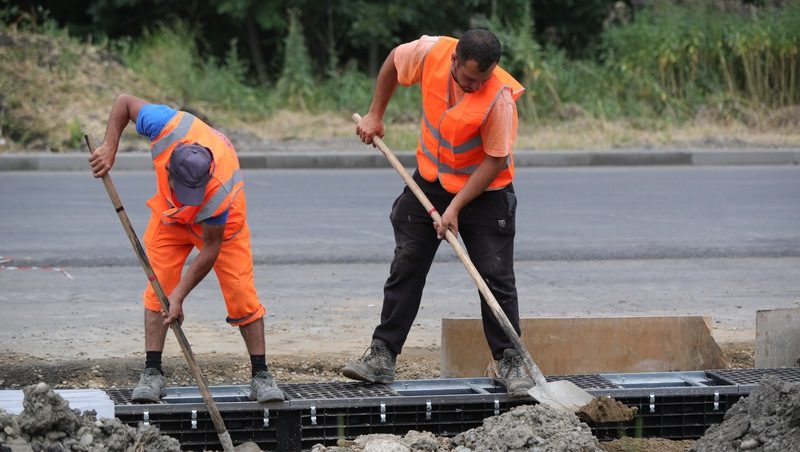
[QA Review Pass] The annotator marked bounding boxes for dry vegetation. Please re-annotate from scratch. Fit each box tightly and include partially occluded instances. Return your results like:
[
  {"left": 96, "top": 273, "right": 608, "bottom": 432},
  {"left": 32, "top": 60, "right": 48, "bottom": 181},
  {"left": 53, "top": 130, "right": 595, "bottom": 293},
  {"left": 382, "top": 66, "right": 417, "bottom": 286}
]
[{"left": 2, "top": 28, "right": 799, "bottom": 154}]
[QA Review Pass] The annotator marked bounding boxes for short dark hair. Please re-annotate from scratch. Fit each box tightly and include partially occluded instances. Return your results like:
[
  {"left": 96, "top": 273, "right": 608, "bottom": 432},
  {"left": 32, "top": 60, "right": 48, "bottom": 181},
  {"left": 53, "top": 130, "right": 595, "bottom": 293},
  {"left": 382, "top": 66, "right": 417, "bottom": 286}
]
[{"left": 455, "top": 29, "right": 502, "bottom": 72}]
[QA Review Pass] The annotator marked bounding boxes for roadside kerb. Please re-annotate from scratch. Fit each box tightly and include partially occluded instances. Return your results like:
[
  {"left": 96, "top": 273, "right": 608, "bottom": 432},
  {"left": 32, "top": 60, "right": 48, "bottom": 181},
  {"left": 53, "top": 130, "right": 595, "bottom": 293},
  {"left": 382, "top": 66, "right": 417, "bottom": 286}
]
[
  {"left": 1, "top": 149, "right": 798, "bottom": 171},
  {"left": 692, "top": 150, "right": 798, "bottom": 165}
]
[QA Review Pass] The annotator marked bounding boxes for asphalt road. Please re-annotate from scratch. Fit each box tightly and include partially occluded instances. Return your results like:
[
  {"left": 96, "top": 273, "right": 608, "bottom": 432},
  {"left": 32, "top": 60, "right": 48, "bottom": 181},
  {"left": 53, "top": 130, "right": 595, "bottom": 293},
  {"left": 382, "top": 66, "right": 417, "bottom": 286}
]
[
  {"left": 1, "top": 166, "right": 798, "bottom": 359},
  {"left": 1, "top": 166, "right": 799, "bottom": 265}
]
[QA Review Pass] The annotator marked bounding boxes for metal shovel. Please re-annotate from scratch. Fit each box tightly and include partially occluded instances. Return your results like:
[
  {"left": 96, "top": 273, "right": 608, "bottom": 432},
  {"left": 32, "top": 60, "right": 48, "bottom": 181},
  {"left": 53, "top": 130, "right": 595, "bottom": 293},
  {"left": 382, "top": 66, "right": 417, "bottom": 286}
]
[{"left": 352, "top": 114, "right": 595, "bottom": 412}]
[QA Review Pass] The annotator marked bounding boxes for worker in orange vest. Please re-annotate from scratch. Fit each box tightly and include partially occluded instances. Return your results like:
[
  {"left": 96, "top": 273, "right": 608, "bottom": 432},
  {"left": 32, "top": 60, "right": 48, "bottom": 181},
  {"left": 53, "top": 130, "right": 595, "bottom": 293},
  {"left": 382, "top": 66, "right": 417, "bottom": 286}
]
[
  {"left": 345, "top": 29, "right": 534, "bottom": 398},
  {"left": 90, "top": 94, "right": 284, "bottom": 403}
]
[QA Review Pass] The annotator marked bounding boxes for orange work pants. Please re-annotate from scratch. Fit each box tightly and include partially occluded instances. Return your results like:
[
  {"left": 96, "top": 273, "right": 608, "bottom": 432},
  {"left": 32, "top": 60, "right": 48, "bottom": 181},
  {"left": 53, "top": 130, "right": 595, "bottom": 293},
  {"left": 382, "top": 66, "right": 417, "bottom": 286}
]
[{"left": 142, "top": 213, "right": 265, "bottom": 326}]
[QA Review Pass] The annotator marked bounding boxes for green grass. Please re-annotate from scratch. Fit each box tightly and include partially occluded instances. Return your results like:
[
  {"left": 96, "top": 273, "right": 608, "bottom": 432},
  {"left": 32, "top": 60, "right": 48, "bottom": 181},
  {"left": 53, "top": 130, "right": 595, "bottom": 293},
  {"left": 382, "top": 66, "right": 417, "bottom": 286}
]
[{"left": 2, "top": 1, "right": 799, "bottom": 150}]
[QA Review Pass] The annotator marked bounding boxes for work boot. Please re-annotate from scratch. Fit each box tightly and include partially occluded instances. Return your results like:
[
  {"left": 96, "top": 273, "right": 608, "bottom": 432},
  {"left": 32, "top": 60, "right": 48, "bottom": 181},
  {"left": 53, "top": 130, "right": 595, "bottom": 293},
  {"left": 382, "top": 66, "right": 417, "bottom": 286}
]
[
  {"left": 249, "top": 369, "right": 285, "bottom": 403},
  {"left": 131, "top": 367, "right": 167, "bottom": 403},
  {"left": 498, "top": 348, "right": 533, "bottom": 399},
  {"left": 342, "top": 339, "right": 396, "bottom": 384}
]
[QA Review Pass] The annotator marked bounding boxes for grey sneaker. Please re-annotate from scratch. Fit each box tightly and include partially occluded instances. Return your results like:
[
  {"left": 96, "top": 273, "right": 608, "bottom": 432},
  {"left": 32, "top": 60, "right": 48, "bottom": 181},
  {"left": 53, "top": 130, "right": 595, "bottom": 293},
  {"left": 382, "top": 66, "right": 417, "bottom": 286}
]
[
  {"left": 342, "top": 339, "right": 396, "bottom": 384},
  {"left": 131, "top": 367, "right": 167, "bottom": 403},
  {"left": 249, "top": 369, "right": 285, "bottom": 403},
  {"left": 498, "top": 348, "right": 533, "bottom": 399}
]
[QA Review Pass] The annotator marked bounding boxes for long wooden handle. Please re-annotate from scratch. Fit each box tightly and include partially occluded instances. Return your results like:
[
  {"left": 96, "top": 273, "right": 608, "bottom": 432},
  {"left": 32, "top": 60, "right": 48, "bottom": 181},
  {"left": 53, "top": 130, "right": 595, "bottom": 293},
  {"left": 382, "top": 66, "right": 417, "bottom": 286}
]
[
  {"left": 85, "top": 135, "right": 235, "bottom": 452},
  {"left": 352, "top": 114, "right": 548, "bottom": 387}
]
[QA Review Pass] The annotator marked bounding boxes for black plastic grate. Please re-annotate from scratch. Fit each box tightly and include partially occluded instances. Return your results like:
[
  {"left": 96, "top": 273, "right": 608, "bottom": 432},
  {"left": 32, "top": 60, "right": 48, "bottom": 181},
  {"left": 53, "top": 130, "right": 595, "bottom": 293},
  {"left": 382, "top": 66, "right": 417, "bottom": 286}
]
[
  {"left": 106, "top": 388, "right": 136, "bottom": 405},
  {"left": 280, "top": 381, "right": 399, "bottom": 400},
  {"left": 545, "top": 374, "right": 618, "bottom": 389},
  {"left": 706, "top": 368, "right": 800, "bottom": 386},
  {"left": 297, "top": 400, "right": 529, "bottom": 450},
  {"left": 590, "top": 393, "right": 741, "bottom": 440}
]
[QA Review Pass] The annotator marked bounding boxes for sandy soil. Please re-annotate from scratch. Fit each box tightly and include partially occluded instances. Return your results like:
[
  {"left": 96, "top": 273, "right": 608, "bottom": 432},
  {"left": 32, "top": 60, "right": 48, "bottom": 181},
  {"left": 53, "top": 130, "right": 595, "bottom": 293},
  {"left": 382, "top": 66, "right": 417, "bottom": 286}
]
[{"left": 0, "top": 343, "right": 753, "bottom": 390}]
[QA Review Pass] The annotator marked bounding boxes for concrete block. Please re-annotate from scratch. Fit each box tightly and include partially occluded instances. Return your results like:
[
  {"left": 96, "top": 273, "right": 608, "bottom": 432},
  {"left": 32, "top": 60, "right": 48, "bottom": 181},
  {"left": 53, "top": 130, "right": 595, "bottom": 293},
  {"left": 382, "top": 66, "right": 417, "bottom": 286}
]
[
  {"left": 0, "top": 155, "right": 38, "bottom": 170},
  {"left": 756, "top": 308, "right": 800, "bottom": 368},
  {"left": 514, "top": 151, "right": 591, "bottom": 167},
  {"left": 441, "top": 316, "right": 727, "bottom": 377},
  {"left": 589, "top": 151, "right": 692, "bottom": 166},
  {"left": 693, "top": 150, "right": 795, "bottom": 166}
]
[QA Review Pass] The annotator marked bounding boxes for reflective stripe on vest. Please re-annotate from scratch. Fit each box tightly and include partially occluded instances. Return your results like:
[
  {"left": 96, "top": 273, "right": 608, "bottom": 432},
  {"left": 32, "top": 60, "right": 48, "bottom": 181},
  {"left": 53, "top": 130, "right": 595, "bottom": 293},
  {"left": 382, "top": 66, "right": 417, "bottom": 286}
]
[
  {"left": 419, "top": 137, "right": 510, "bottom": 174},
  {"left": 151, "top": 113, "right": 196, "bottom": 160},
  {"left": 422, "top": 113, "right": 483, "bottom": 154},
  {"left": 195, "top": 169, "right": 244, "bottom": 222},
  {"left": 417, "top": 37, "right": 523, "bottom": 193}
]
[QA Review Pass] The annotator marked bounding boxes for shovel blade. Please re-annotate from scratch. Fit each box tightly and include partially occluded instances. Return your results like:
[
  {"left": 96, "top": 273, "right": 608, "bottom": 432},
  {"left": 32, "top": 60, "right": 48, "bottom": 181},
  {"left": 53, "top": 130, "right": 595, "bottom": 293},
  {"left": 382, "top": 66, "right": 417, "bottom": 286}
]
[{"left": 528, "top": 380, "right": 595, "bottom": 413}]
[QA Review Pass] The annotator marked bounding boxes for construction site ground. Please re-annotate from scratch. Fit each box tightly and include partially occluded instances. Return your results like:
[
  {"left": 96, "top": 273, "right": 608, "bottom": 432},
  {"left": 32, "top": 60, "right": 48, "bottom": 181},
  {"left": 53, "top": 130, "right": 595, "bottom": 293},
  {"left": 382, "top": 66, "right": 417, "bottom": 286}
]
[{"left": 0, "top": 342, "right": 753, "bottom": 452}]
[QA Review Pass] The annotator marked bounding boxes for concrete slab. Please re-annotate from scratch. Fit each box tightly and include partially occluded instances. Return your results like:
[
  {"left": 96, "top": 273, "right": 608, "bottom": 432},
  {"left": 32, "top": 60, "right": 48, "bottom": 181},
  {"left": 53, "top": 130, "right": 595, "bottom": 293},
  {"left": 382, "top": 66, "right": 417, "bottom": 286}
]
[
  {"left": 441, "top": 316, "right": 728, "bottom": 377},
  {"left": 756, "top": 308, "right": 800, "bottom": 368}
]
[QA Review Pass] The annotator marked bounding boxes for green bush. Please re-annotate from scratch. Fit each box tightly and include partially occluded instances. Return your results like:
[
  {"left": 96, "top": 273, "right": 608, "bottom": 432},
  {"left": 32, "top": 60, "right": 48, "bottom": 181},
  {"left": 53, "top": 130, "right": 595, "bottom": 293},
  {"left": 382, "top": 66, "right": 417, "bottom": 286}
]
[
  {"left": 600, "top": 0, "right": 800, "bottom": 117},
  {"left": 121, "top": 20, "right": 267, "bottom": 117}
]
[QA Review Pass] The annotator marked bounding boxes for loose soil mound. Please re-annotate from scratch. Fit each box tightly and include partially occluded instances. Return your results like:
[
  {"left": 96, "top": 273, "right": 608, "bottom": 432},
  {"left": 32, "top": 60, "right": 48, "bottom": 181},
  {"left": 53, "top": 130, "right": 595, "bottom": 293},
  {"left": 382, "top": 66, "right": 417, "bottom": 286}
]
[
  {"left": 578, "top": 396, "right": 638, "bottom": 424},
  {"left": 0, "top": 382, "right": 180, "bottom": 451},
  {"left": 691, "top": 375, "right": 800, "bottom": 451}
]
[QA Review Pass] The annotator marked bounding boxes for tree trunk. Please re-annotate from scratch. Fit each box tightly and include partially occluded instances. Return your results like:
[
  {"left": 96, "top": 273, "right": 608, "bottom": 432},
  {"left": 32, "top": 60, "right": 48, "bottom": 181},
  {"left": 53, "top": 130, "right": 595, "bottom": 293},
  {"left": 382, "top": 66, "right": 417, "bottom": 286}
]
[
  {"left": 246, "top": 12, "right": 269, "bottom": 85},
  {"left": 368, "top": 40, "right": 379, "bottom": 78}
]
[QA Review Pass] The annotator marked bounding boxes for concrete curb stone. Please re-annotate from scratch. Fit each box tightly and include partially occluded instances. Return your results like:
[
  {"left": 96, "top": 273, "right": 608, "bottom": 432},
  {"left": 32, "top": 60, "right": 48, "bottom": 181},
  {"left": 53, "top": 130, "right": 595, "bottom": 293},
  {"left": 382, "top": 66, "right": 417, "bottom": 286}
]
[{"left": 0, "top": 149, "right": 797, "bottom": 171}]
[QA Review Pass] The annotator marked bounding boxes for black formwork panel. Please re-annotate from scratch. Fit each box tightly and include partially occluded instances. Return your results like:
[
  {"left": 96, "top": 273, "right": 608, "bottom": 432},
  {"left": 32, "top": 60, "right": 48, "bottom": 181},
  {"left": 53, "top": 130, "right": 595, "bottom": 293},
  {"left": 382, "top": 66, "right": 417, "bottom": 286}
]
[
  {"left": 589, "top": 393, "right": 742, "bottom": 441},
  {"left": 115, "top": 409, "right": 281, "bottom": 451},
  {"left": 110, "top": 370, "right": 799, "bottom": 451},
  {"left": 297, "top": 400, "right": 530, "bottom": 450}
]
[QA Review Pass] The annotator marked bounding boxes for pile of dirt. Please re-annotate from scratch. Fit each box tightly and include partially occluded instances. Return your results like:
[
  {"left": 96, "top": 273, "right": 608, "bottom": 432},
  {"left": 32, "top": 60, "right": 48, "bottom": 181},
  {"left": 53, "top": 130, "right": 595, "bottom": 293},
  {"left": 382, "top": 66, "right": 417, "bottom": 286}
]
[
  {"left": 0, "top": 382, "right": 180, "bottom": 451},
  {"left": 311, "top": 404, "right": 603, "bottom": 452},
  {"left": 577, "top": 396, "right": 637, "bottom": 424},
  {"left": 691, "top": 375, "right": 800, "bottom": 451}
]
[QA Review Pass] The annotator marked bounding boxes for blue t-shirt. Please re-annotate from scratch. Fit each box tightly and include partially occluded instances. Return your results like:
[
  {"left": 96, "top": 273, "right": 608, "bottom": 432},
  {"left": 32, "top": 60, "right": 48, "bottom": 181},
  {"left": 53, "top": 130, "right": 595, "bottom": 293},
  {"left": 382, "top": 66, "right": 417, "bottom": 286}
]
[
  {"left": 136, "top": 104, "right": 228, "bottom": 225},
  {"left": 136, "top": 104, "right": 177, "bottom": 141}
]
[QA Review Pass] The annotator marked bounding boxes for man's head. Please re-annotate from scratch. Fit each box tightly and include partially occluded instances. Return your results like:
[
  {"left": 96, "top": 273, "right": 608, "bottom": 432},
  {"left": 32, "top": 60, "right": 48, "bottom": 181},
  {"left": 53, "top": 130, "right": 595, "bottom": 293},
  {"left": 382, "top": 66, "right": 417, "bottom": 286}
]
[
  {"left": 167, "top": 143, "right": 213, "bottom": 206},
  {"left": 451, "top": 29, "right": 502, "bottom": 93}
]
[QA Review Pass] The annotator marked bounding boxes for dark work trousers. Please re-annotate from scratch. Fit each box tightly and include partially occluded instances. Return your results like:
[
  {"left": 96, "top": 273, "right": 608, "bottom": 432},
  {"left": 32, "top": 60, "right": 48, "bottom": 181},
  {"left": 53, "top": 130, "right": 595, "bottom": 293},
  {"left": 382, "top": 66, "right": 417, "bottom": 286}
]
[{"left": 373, "top": 170, "right": 520, "bottom": 360}]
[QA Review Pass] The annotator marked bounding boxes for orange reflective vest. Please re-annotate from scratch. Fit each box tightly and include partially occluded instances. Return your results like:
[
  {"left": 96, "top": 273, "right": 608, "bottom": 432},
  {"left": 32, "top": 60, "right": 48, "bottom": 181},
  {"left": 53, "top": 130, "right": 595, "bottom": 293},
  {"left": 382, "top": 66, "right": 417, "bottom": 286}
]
[
  {"left": 146, "top": 111, "right": 246, "bottom": 239},
  {"left": 418, "top": 37, "right": 524, "bottom": 194}
]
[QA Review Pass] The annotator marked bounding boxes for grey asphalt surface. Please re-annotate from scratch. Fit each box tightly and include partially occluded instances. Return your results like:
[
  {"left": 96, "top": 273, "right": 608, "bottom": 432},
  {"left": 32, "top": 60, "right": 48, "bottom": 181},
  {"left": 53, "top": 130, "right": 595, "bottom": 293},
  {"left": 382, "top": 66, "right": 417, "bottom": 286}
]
[{"left": 1, "top": 165, "right": 799, "bottom": 360}]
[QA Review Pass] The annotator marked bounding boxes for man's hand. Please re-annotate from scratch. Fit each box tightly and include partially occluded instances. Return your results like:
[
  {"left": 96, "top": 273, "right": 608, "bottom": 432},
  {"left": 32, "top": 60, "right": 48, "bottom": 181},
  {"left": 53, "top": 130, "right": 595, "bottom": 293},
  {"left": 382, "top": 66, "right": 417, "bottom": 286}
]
[
  {"left": 90, "top": 93, "right": 145, "bottom": 178},
  {"left": 162, "top": 296, "right": 184, "bottom": 326},
  {"left": 435, "top": 206, "right": 460, "bottom": 240},
  {"left": 89, "top": 141, "right": 117, "bottom": 178},
  {"left": 356, "top": 112, "right": 385, "bottom": 145}
]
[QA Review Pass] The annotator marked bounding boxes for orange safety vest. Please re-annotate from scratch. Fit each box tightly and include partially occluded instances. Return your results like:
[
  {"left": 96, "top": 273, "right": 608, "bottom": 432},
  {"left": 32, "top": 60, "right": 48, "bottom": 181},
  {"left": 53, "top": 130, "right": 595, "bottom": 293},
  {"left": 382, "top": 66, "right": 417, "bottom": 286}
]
[
  {"left": 146, "top": 111, "right": 246, "bottom": 239},
  {"left": 418, "top": 37, "right": 524, "bottom": 194}
]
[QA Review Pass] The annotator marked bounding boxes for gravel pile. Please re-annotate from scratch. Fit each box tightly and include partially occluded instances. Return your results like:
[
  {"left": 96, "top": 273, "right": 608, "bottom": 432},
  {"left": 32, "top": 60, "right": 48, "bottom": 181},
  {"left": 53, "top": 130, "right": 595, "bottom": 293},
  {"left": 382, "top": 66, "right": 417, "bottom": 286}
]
[
  {"left": 312, "top": 404, "right": 602, "bottom": 452},
  {"left": 0, "top": 382, "right": 181, "bottom": 452},
  {"left": 691, "top": 375, "right": 800, "bottom": 452}
]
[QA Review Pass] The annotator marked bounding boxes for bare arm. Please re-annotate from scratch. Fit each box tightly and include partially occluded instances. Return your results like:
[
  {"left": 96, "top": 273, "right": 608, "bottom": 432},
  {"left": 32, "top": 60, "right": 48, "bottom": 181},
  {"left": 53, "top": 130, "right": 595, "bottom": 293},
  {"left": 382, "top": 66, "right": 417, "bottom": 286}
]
[
  {"left": 435, "top": 155, "right": 506, "bottom": 239},
  {"left": 356, "top": 48, "right": 399, "bottom": 145},
  {"left": 89, "top": 94, "right": 147, "bottom": 177},
  {"left": 162, "top": 222, "right": 225, "bottom": 325}
]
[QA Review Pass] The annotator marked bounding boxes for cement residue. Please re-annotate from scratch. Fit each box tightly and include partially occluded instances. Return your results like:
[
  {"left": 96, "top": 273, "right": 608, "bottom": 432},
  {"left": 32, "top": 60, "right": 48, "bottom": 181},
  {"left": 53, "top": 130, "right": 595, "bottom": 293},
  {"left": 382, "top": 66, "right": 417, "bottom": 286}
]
[
  {"left": 454, "top": 404, "right": 602, "bottom": 451},
  {"left": 577, "top": 397, "right": 638, "bottom": 424},
  {"left": 0, "top": 382, "right": 181, "bottom": 451},
  {"left": 312, "top": 405, "right": 601, "bottom": 452},
  {"left": 691, "top": 375, "right": 800, "bottom": 452}
]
